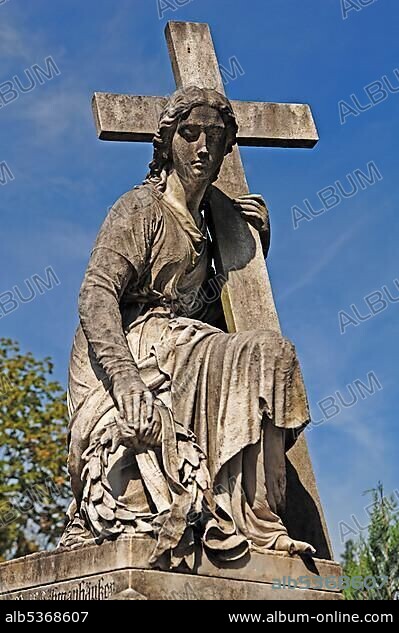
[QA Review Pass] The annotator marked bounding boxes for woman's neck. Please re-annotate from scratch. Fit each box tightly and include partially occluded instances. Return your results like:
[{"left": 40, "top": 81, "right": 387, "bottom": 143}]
[{"left": 162, "top": 170, "right": 208, "bottom": 227}]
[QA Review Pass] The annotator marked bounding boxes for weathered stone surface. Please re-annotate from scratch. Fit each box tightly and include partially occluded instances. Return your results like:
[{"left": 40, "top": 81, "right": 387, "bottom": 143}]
[
  {"left": 70, "top": 87, "right": 321, "bottom": 565},
  {"left": 163, "top": 21, "right": 283, "bottom": 334},
  {"left": 285, "top": 435, "right": 332, "bottom": 559},
  {"left": 163, "top": 22, "right": 331, "bottom": 558},
  {"left": 0, "top": 537, "right": 342, "bottom": 600},
  {"left": 60, "top": 19, "right": 333, "bottom": 577},
  {"left": 92, "top": 92, "right": 318, "bottom": 147}
]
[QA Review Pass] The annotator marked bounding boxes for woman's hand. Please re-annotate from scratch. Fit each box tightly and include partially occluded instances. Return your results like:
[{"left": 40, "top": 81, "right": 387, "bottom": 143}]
[
  {"left": 233, "top": 194, "right": 269, "bottom": 231},
  {"left": 111, "top": 372, "right": 161, "bottom": 446},
  {"left": 233, "top": 193, "right": 270, "bottom": 257}
]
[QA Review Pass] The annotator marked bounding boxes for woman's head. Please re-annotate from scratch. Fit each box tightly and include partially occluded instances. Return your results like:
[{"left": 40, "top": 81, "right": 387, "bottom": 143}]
[{"left": 145, "top": 86, "right": 238, "bottom": 190}]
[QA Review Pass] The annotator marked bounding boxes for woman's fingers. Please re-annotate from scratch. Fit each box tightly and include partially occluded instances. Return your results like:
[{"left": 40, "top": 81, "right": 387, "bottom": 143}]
[
  {"left": 235, "top": 193, "right": 264, "bottom": 201},
  {"left": 130, "top": 394, "right": 141, "bottom": 431},
  {"left": 144, "top": 390, "right": 154, "bottom": 420},
  {"left": 234, "top": 203, "right": 267, "bottom": 217},
  {"left": 234, "top": 193, "right": 266, "bottom": 203},
  {"left": 144, "top": 418, "right": 162, "bottom": 447},
  {"left": 234, "top": 198, "right": 269, "bottom": 228},
  {"left": 116, "top": 389, "right": 157, "bottom": 444},
  {"left": 116, "top": 395, "right": 125, "bottom": 420},
  {"left": 235, "top": 200, "right": 266, "bottom": 211}
]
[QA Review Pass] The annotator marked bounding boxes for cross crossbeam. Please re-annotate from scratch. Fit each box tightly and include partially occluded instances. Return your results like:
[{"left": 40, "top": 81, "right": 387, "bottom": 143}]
[{"left": 93, "top": 92, "right": 318, "bottom": 148}]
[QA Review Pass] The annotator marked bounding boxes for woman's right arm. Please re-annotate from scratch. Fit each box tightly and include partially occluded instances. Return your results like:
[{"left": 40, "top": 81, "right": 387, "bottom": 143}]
[
  {"left": 79, "top": 247, "right": 139, "bottom": 378},
  {"left": 78, "top": 191, "right": 158, "bottom": 426}
]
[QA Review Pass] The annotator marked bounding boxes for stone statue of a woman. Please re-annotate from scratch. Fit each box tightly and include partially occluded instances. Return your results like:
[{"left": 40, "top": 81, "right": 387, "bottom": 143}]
[{"left": 61, "top": 86, "right": 315, "bottom": 567}]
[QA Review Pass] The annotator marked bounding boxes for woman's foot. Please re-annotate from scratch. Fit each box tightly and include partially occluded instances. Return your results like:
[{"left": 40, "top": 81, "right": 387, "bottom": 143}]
[{"left": 274, "top": 534, "right": 316, "bottom": 556}]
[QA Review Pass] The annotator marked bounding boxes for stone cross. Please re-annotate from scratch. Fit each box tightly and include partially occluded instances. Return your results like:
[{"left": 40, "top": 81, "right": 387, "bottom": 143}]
[{"left": 91, "top": 21, "right": 332, "bottom": 557}]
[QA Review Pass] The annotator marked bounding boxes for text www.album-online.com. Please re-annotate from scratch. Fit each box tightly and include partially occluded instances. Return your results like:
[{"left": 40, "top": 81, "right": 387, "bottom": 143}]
[{"left": 227, "top": 612, "right": 394, "bottom": 623}]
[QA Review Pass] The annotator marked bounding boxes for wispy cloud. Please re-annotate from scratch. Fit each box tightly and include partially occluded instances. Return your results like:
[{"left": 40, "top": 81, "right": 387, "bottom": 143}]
[
  {"left": 1, "top": 218, "right": 95, "bottom": 268},
  {"left": 15, "top": 87, "right": 91, "bottom": 144},
  {"left": 278, "top": 224, "right": 360, "bottom": 302},
  {"left": 0, "top": 20, "right": 34, "bottom": 64}
]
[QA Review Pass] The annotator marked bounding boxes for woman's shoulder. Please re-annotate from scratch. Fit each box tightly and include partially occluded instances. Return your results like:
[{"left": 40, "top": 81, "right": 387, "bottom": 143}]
[
  {"left": 102, "top": 183, "right": 163, "bottom": 231},
  {"left": 112, "top": 183, "right": 162, "bottom": 217},
  {"left": 94, "top": 184, "right": 163, "bottom": 248}
]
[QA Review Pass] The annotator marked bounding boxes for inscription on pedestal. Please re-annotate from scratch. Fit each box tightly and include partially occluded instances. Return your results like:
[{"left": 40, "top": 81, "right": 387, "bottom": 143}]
[{"left": 5, "top": 576, "right": 116, "bottom": 601}]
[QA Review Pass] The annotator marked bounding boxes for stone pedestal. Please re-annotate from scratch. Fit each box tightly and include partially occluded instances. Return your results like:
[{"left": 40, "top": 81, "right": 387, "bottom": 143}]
[{"left": 0, "top": 536, "right": 342, "bottom": 600}]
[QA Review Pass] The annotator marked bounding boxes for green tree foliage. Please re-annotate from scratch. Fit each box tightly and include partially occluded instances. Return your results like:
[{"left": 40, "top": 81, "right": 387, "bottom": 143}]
[
  {"left": 0, "top": 338, "right": 70, "bottom": 561},
  {"left": 341, "top": 483, "right": 399, "bottom": 600}
]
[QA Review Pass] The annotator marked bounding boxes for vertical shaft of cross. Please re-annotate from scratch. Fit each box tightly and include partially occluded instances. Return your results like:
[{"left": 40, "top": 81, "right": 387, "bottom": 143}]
[{"left": 165, "top": 21, "right": 281, "bottom": 334}]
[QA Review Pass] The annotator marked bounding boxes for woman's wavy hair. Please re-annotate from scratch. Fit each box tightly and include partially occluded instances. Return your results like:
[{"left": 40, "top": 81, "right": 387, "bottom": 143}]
[{"left": 144, "top": 85, "right": 238, "bottom": 192}]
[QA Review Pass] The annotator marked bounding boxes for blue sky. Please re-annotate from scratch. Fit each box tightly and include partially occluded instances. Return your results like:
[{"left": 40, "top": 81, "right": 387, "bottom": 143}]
[{"left": 0, "top": 0, "right": 398, "bottom": 559}]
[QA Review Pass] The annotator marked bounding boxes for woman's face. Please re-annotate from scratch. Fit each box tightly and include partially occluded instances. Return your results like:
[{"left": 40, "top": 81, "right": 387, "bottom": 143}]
[{"left": 171, "top": 105, "right": 227, "bottom": 185}]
